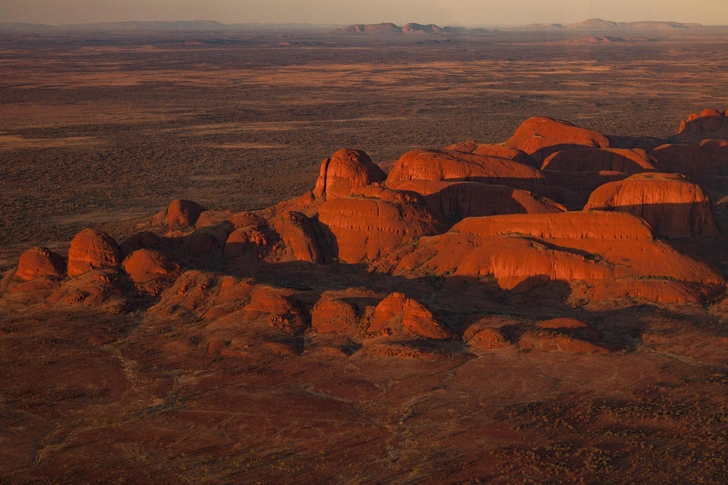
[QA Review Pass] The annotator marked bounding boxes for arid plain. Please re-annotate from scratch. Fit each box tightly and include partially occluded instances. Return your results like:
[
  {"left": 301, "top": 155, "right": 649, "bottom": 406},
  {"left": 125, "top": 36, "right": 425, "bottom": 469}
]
[{"left": 2, "top": 26, "right": 728, "bottom": 484}]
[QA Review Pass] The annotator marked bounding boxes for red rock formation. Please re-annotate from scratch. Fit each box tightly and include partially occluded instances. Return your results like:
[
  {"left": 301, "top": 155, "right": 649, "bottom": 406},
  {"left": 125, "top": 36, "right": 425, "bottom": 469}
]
[
  {"left": 504, "top": 117, "right": 611, "bottom": 163},
  {"left": 677, "top": 108, "right": 727, "bottom": 136},
  {"left": 519, "top": 330, "right": 612, "bottom": 354},
  {"left": 224, "top": 225, "right": 270, "bottom": 258},
  {"left": 650, "top": 144, "right": 722, "bottom": 180},
  {"left": 384, "top": 212, "right": 723, "bottom": 303},
  {"left": 122, "top": 249, "right": 180, "bottom": 284},
  {"left": 541, "top": 170, "right": 630, "bottom": 208},
  {"left": 14, "top": 247, "right": 65, "bottom": 281},
  {"left": 119, "top": 231, "right": 162, "bottom": 259},
  {"left": 272, "top": 211, "right": 323, "bottom": 263},
  {"left": 392, "top": 180, "right": 565, "bottom": 221},
  {"left": 385, "top": 149, "right": 545, "bottom": 187},
  {"left": 584, "top": 172, "right": 718, "bottom": 238},
  {"left": 541, "top": 147, "right": 657, "bottom": 173},
  {"left": 538, "top": 318, "right": 600, "bottom": 341},
  {"left": 463, "top": 326, "right": 512, "bottom": 350},
  {"left": 368, "top": 293, "right": 452, "bottom": 339},
  {"left": 317, "top": 188, "right": 445, "bottom": 264},
  {"left": 165, "top": 199, "right": 206, "bottom": 230},
  {"left": 311, "top": 296, "right": 360, "bottom": 334},
  {"left": 312, "top": 149, "right": 386, "bottom": 200},
  {"left": 444, "top": 141, "right": 537, "bottom": 167},
  {"left": 67, "top": 229, "right": 121, "bottom": 277}
]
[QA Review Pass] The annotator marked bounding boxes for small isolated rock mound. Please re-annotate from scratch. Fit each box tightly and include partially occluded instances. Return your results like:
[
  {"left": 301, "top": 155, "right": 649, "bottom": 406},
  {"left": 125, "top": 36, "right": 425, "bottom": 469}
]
[
  {"left": 14, "top": 247, "right": 65, "bottom": 281},
  {"left": 165, "top": 199, "right": 206, "bottom": 230},
  {"left": 122, "top": 249, "right": 180, "bottom": 284},
  {"left": 311, "top": 295, "right": 360, "bottom": 335},
  {"left": 392, "top": 180, "right": 565, "bottom": 222},
  {"left": 541, "top": 147, "right": 657, "bottom": 173},
  {"left": 318, "top": 188, "right": 444, "bottom": 264},
  {"left": 312, "top": 149, "right": 386, "bottom": 200},
  {"left": 537, "top": 318, "right": 600, "bottom": 341},
  {"left": 519, "top": 330, "right": 612, "bottom": 354},
  {"left": 444, "top": 141, "right": 537, "bottom": 167},
  {"left": 464, "top": 326, "right": 511, "bottom": 350},
  {"left": 385, "top": 149, "right": 544, "bottom": 188},
  {"left": 584, "top": 172, "right": 718, "bottom": 239},
  {"left": 504, "top": 117, "right": 611, "bottom": 163},
  {"left": 368, "top": 293, "right": 452, "bottom": 340},
  {"left": 67, "top": 229, "right": 121, "bottom": 277}
]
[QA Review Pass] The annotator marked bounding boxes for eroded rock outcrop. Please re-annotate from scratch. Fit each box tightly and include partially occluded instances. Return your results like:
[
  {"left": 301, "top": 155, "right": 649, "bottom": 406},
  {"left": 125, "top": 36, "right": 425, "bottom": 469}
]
[
  {"left": 504, "top": 117, "right": 611, "bottom": 162},
  {"left": 382, "top": 212, "right": 723, "bottom": 303},
  {"left": 14, "top": 247, "right": 65, "bottom": 281},
  {"left": 164, "top": 199, "right": 207, "bottom": 230},
  {"left": 367, "top": 293, "right": 452, "bottom": 340},
  {"left": 584, "top": 173, "right": 718, "bottom": 238},
  {"left": 318, "top": 187, "right": 445, "bottom": 263},
  {"left": 385, "top": 149, "right": 545, "bottom": 187},
  {"left": 541, "top": 147, "right": 657, "bottom": 173},
  {"left": 313, "top": 149, "right": 386, "bottom": 200},
  {"left": 67, "top": 229, "right": 121, "bottom": 277},
  {"left": 392, "top": 180, "right": 565, "bottom": 222},
  {"left": 677, "top": 108, "right": 728, "bottom": 137},
  {"left": 444, "top": 141, "right": 537, "bottom": 167}
]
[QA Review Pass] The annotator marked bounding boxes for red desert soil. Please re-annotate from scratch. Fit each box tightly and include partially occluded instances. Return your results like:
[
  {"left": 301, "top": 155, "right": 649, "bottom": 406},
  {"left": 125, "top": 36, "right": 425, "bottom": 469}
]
[{"left": 3, "top": 29, "right": 728, "bottom": 484}]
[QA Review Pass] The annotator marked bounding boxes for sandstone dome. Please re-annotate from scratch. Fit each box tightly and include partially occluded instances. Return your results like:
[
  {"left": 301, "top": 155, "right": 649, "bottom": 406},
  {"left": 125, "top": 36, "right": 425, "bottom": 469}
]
[{"left": 67, "top": 229, "right": 121, "bottom": 277}]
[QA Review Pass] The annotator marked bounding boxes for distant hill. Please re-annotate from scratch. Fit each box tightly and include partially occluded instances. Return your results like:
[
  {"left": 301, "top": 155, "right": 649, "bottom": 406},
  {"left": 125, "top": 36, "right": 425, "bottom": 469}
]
[
  {"left": 341, "top": 23, "right": 443, "bottom": 34},
  {"left": 525, "top": 18, "right": 704, "bottom": 31}
]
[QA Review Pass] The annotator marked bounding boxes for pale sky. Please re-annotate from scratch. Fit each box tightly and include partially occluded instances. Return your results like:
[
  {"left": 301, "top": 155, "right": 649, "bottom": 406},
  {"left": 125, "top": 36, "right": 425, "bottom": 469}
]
[{"left": 2, "top": 0, "right": 728, "bottom": 26}]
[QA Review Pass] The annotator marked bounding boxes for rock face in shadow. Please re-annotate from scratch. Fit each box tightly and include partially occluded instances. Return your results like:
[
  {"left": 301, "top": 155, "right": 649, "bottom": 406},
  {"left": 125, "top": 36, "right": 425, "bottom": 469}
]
[
  {"left": 318, "top": 186, "right": 445, "bottom": 264},
  {"left": 67, "top": 229, "right": 121, "bottom": 277},
  {"left": 392, "top": 180, "right": 565, "bottom": 222},
  {"left": 504, "top": 117, "right": 611, "bottom": 163},
  {"left": 541, "top": 147, "right": 657, "bottom": 173},
  {"left": 313, "top": 149, "right": 386, "bottom": 200},
  {"left": 584, "top": 173, "right": 719, "bottom": 239},
  {"left": 14, "top": 247, "right": 65, "bottom": 281}
]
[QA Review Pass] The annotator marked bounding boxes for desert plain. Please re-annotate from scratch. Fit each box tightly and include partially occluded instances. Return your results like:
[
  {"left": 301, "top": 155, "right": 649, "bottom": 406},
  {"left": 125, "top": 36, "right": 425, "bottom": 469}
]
[{"left": 2, "top": 24, "right": 728, "bottom": 484}]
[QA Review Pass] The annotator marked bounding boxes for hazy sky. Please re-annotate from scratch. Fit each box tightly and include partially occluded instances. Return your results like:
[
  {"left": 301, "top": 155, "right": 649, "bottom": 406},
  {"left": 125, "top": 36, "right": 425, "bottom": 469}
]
[{"left": 2, "top": 0, "right": 728, "bottom": 26}]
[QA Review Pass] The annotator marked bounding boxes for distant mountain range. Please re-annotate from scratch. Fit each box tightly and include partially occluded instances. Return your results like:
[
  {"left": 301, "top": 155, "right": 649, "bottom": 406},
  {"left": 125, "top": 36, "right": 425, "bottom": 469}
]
[
  {"left": 0, "top": 21, "right": 335, "bottom": 31},
  {"left": 524, "top": 18, "right": 704, "bottom": 31},
  {"left": 0, "top": 18, "right": 711, "bottom": 33}
]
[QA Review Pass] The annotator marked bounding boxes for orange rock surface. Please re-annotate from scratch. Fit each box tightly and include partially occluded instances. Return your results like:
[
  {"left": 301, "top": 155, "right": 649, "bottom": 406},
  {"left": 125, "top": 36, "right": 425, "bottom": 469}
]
[
  {"left": 311, "top": 296, "right": 360, "bottom": 334},
  {"left": 368, "top": 293, "right": 452, "bottom": 339},
  {"left": 584, "top": 173, "right": 719, "bottom": 239},
  {"left": 677, "top": 108, "right": 727, "bottom": 136},
  {"left": 272, "top": 211, "right": 323, "bottom": 263},
  {"left": 14, "top": 247, "right": 65, "bottom": 281},
  {"left": 650, "top": 144, "right": 722, "bottom": 180},
  {"left": 312, "top": 149, "right": 386, "bottom": 200},
  {"left": 122, "top": 249, "right": 181, "bottom": 284},
  {"left": 444, "top": 141, "right": 537, "bottom": 167},
  {"left": 385, "top": 149, "right": 545, "bottom": 187},
  {"left": 541, "top": 147, "right": 656, "bottom": 173},
  {"left": 504, "top": 117, "right": 611, "bottom": 162},
  {"left": 386, "top": 212, "right": 723, "bottom": 303},
  {"left": 165, "top": 199, "right": 206, "bottom": 230},
  {"left": 317, "top": 188, "right": 444, "bottom": 263},
  {"left": 67, "top": 229, "right": 121, "bottom": 277}
]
